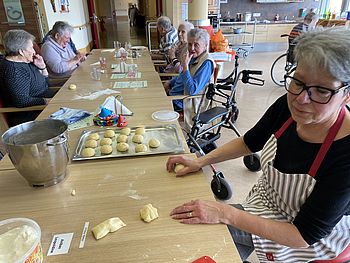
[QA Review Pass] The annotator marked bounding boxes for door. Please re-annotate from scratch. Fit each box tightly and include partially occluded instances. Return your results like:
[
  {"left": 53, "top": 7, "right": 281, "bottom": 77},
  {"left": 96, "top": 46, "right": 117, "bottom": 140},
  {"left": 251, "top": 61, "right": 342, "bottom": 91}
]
[
  {"left": 0, "top": 0, "right": 41, "bottom": 43},
  {"left": 87, "top": 0, "right": 100, "bottom": 48}
]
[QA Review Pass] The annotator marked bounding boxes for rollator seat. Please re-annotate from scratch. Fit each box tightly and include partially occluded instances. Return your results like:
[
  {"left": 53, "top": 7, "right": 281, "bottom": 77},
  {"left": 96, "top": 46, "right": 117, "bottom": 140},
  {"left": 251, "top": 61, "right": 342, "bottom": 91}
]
[{"left": 196, "top": 107, "right": 228, "bottom": 124}]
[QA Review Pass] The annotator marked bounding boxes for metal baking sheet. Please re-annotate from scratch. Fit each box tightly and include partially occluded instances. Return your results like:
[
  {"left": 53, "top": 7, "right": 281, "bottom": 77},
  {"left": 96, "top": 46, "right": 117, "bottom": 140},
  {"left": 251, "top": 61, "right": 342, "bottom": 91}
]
[{"left": 72, "top": 124, "right": 184, "bottom": 161}]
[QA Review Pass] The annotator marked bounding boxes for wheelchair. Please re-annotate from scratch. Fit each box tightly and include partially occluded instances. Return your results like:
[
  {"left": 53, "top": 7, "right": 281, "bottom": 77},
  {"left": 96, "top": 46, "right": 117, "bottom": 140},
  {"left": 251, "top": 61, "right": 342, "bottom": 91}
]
[{"left": 184, "top": 55, "right": 265, "bottom": 200}]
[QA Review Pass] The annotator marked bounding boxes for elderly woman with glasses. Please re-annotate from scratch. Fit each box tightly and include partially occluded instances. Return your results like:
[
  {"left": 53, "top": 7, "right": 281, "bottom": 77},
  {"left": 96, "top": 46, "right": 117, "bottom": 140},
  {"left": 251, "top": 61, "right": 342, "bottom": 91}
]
[
  {"left": 166, "top": 28, "right": 350, "bottom": 263},
  {"left": 0, "top": 29, "right": 56, "bottom": 126}
]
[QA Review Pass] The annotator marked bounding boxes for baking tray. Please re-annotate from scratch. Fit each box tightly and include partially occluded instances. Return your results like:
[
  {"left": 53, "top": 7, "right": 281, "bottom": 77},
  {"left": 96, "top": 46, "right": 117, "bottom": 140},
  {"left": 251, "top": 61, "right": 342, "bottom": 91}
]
[{"left": 72, "top": 124, "right": 184, "bottom": 161}]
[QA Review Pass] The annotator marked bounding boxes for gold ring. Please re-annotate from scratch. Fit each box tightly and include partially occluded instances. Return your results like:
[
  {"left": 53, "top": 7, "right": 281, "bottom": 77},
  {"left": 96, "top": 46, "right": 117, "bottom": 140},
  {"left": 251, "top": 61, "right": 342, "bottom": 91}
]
[{"left": 188, "top": 212, "right": 193, "bottom": 217}]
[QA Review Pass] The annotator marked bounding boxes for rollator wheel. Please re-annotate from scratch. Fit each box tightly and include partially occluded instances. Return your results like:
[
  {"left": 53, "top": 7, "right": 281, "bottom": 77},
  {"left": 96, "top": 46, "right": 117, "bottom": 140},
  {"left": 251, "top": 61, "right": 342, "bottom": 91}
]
[
  {"left": 202, "top": 142, "right": 217, "bottom": 154},
  {"left": 211, "top": 177, "right": 232, "bottom": 200},
  {"left": 231, "top": 108, "right": 239, "bottom": 123},
  {"left": 243, "top": 153, "right": 261, "bottom": 172}
]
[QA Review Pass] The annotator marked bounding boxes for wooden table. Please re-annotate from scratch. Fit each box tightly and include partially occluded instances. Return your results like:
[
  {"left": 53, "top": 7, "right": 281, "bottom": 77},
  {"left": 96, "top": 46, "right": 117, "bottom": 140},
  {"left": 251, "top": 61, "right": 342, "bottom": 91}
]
[{"left": 0, "top": 49, "right": 242, "bottom": 262}]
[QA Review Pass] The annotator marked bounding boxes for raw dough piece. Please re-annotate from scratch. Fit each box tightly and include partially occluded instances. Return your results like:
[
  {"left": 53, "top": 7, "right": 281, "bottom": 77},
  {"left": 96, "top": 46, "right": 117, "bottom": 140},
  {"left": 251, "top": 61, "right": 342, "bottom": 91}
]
[
  {"left": 120, "top": 127, "right": 131, "bottom": 136},
  {"left": 117, "top": 134, "right": 128, "bottom": 143},
  {"left": 100, "top": 138, "right": 112, "bottom": 146},
  {"left": 71, "top": 189, "right": 76, "bottom": 196},
  {"left": 92, "top": 217, "right": 126, "bottom": 240},
  {"left": 85, "top": 139, "right": 98, "bottom": 148},
  {"left": 117, "top": 142, "right": 129, "bottom": 152},
  {"left": 68, "top": 84, "right": 77, "bottom": 90},
  {"left": 174, "top": 164, "right": 185, "bottom": 173},
  {"left": 104, "top": 130, "right": 115, "bottom": 138},
  {"left": 100, "top": 145, "right": 113, "bottom": 154},
  {"left": 81, "top": 148, "right": 95, "bottom": 157},
  {"left": 135, "top": 127, "right": 145, "bottom": 135},
  {"left": 140, "top": 204, "right": 159, "bottom": 223},
  {"left": 135, "top": 144, "right": 147, "bottom": 153},
  {"left": 148, "top": 138, "right": 160, "bottom": 148},
  {"left": 88, "top": 133, "right": 100, "bottom": 140},
  {"left": 132, "top": 134, "right": 143, "bottom": 143}
]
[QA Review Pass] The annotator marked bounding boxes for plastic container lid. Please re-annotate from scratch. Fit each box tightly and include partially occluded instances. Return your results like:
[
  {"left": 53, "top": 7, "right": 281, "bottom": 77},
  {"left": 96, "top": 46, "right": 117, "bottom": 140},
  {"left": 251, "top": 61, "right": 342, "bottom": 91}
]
[{"left": 152, "top": 110, "right": 179, "bottom": 122}]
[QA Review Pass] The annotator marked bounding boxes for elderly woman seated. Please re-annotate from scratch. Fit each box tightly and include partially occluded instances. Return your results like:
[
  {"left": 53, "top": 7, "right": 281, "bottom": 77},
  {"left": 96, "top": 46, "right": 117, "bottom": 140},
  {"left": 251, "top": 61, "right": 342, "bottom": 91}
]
[
  {"left": 164, "top": 21, "right": 194, "bottom": 73},
  {"left": 41, "top": 21, "right": 86, "bottom": 79},
  {"left": 164, "top": 28, "right": 215, "bottom": 110},
  {"left": 0, "top": 29, "right": 56, "bottom": 126}
]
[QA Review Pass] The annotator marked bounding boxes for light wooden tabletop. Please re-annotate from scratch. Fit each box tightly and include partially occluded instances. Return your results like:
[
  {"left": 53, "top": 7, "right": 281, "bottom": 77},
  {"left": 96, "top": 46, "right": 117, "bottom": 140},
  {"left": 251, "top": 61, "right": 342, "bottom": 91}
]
[{"left": 0, "top": 49, "right": 242, "bottom": 262}]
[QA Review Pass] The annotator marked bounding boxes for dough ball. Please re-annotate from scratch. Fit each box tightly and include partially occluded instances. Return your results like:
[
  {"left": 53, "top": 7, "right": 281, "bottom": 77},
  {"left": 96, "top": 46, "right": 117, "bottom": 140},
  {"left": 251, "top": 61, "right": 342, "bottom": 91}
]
[
  {"left": 132, "top": 134, "right": 143, "bottom": 144},
  {"left": 104, "top": 130, "right": 115, "bottom": 138},
  {"left": 174, "top": 163, "right": 185, "bottom": 173},
  {"left": 120, "top": 127, "right": 131, "bottom": 136},
  {"left": 92, "top": 217, "right": 126, "bottom": 240},
  {"left": 135, "top": 144, "right": 147, "bottom": 153},
  {"left": 88, "top": 133, "right": 100, "bottom": 140},
  {"left": 85, "top": 139, "right": 98, "bottom": 148},
  {"left": 100, "top": 138, "right": 112, "bottom": 146},
  {"left": 100, "top": 145, "right": 113, "bottom": 155},
  {"left": 81, "top": 148, "right": 95, "bottom": 157},
  {"left": 135, "top": 127, "right": 145, "bottom": 135},
  {"left": 117, "top": 134, "right": 128, "bottom": 143},
  {"left": 68, "top": 84, "right": 77, "bottom": 90},
  {"left": 116, "top": 142, "right": 129, "bottom": 152},
  {"left": 148, "top": 138, "right": 160, "bottom": 148},
  {"left": 140, "top": 204, "right": 159, "bottom": 223}
]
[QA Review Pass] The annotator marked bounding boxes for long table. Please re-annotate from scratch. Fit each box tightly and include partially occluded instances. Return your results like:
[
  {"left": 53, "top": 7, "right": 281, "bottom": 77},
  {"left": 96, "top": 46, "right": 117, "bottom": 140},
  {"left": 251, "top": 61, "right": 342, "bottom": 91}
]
[{"left": 0, "top": 49, "right": 242, "bottom": 262}]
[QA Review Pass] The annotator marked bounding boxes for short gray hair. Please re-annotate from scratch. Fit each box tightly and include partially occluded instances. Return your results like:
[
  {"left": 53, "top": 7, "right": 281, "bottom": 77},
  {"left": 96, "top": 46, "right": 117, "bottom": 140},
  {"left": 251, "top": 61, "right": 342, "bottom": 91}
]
[
  {"left": 304, "top": 12, "right": 318, "bottom": 23},
  {"left": 294, "top": 27, "right": 350, "bottom": 83},
  {"left": 51, "top": 21, "right": 74, "bottom": 37},
  {"left": 3, "top": 29, "right": 35, "bottom": 56},
  {"left": 187, "top": 28, "right": 210, "bottom": 46},
  {"left": 178, "top": 21, "right": 194, "bottom": 32},
  {"left": 157, "top": 16, "right": 172, "bottom": 30}
]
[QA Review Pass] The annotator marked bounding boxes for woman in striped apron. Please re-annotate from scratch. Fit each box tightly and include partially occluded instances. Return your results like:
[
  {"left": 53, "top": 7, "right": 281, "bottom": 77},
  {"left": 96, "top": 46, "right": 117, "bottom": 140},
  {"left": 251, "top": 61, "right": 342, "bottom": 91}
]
[{"left": 167, "top": 28, "right": 350, "bottom": 262}]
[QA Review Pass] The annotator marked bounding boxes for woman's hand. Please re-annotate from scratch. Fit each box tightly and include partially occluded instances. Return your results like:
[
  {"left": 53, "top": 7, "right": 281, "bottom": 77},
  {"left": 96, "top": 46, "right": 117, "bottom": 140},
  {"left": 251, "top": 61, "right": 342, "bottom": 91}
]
[
  {"left": 163, "top": 81, "right": 171, "bottom": 94},
  {"left": 180, "top": 50, "right": 192, "bottom": 72},
  {"left": 166, "top": 155, "right": 201, "bottom": 176},
  {"left": 33, "top": 54, "right": 46, "bottom": 69},
  {"left": 168, "top": 45, "right": 176, "bottom": 60},
  {"left": 170, "top": 199, "right": 225, "bottom": 224}
]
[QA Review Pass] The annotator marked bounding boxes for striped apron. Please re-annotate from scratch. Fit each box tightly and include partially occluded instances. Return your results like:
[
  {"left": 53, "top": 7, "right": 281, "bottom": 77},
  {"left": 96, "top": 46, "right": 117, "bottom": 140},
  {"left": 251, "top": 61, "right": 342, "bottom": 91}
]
[{"left": 242, "top": 107, "right": 350, "bottom": 262}]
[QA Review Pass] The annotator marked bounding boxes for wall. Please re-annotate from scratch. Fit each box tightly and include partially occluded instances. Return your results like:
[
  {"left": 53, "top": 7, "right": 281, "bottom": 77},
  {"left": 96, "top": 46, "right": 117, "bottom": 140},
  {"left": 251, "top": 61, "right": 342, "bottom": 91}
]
[
  {"left": 220, "top": 0, "right": 319, "bottom": 21},
  {"left": 42, "top": 0, "right": 91, "bottom": 50}
]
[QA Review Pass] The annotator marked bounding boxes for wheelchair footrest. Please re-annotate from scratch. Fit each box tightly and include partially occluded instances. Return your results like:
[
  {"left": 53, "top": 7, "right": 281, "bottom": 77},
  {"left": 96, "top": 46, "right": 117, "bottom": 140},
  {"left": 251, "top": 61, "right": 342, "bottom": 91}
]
[{"left": 197, "top": 107, "right": 228, "bottom": 124}]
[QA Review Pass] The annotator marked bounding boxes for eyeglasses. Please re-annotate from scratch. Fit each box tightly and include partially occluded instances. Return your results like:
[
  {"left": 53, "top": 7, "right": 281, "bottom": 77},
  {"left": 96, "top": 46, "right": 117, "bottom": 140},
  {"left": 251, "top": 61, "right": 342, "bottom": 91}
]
[{"left": 284, "top": 75, "right": 349, "bottom": 104}]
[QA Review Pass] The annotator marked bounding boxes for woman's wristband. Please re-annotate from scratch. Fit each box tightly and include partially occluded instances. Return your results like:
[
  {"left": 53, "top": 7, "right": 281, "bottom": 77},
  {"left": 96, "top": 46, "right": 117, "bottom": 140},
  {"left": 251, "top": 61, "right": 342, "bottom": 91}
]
[{"left": 37, "top": 66, "right": 46, "bottom": 70}]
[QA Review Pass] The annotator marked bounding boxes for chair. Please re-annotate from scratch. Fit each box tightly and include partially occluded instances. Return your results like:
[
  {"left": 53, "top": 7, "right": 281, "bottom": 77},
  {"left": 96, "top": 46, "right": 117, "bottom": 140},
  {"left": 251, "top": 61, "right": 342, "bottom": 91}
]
[
  {"left": 313, "top": 245, "right": 350, "bottom": 263},
  {"left": 0, "top": 104, "right": 46, "bottom": 133}
]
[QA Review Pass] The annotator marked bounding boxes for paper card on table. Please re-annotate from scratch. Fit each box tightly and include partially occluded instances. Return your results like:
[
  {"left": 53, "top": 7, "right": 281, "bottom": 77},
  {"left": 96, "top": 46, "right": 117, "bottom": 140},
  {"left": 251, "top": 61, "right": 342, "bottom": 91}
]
[
  {"left": 113, "top": 81, "right": 147, "bottom": 89},
  {"left": 110, "top": 72, "right": 141, "bottom": 79},
  {"left": 68, "top": 115, "right": 94, "bottom": 131},
  {"left": 90, "top": 61, "right": 100, "bottom": 66},
  {"left": 47, "top": 233, "right": 74, "bottom": 256},
  {"left": 101, "top": 49, "right": 115, "bottom": 52}
]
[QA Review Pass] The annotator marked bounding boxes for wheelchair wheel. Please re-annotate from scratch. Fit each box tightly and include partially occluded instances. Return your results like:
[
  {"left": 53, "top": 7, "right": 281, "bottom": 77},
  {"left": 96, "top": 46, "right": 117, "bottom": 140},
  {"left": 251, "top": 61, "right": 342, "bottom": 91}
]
[
  {"left": 270, "top": 53, "right": 287, "bottom": 87},
  {"left": 211, "top": 177, "right": 232, "bottom": 200},
  {"left": 243, "top": 154, "right": 261, "bottom": 172}
]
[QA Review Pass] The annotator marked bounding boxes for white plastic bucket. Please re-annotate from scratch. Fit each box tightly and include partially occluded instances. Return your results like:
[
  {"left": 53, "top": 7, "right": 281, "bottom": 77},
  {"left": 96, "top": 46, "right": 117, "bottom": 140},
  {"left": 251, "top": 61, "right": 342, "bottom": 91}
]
[{"left": 0, "top": 218, "right": 43, "bottom": 263}]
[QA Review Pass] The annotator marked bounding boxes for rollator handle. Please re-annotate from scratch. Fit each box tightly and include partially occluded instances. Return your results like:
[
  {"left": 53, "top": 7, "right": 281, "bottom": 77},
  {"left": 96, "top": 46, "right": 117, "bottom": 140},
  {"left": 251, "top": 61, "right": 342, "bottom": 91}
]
[
  {"left": 241, "top": 70, "right": 265, "bottom": 86},
  {"left": 243, "top": 70, "right": 262, "bottom": 75}
]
